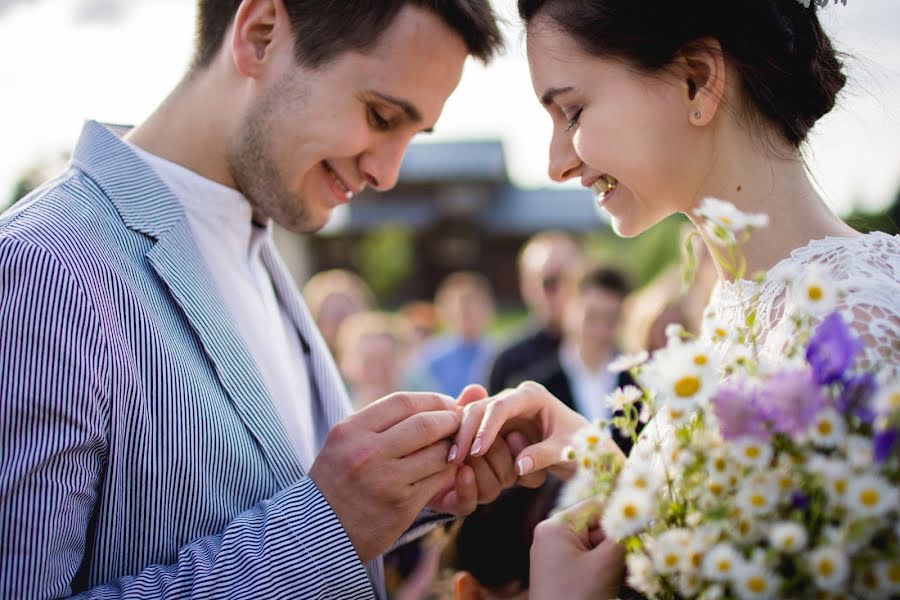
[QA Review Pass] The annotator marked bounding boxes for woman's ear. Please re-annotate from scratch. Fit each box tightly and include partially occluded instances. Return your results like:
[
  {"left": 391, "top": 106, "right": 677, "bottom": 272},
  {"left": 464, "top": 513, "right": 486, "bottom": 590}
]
[
  {"left": 676, "top": 37, "right": 727, "bottom": 127},
  {"left": 453, "top": 571, "right": 485, "bottom": 600}
]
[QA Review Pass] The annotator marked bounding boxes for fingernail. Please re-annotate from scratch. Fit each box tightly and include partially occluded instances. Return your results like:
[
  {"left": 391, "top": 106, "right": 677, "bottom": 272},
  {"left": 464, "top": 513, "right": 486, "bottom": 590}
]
[
  {"left": 516, "top": 456, "right": 534, "bottom": 476},
  {"left": 470, "top": 438, "right": 482, "bottom": 456},
  {"left": 447, "top": 445, "right": 458, "bottom": 463}
]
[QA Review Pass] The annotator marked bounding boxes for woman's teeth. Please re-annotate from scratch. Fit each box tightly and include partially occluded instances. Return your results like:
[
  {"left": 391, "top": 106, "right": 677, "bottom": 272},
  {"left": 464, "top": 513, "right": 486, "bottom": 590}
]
[{"left": 591, "top": 175, "right": 618, "bottom": 197}]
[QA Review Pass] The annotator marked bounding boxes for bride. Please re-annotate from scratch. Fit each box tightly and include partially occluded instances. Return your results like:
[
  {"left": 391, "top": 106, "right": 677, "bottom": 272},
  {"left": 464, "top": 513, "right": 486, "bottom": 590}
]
[{"left": 451, "top": 0, "right": 899, "bottom": 597}]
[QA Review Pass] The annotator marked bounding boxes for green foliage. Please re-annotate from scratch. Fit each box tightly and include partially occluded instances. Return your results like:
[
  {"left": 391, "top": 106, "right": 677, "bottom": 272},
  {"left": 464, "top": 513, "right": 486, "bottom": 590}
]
[
  {"left": 583, "top": 213, "right": 689, "bottom": 289},
  {"left": 355, "top": 224, "right": 415, "bottom": 303}
]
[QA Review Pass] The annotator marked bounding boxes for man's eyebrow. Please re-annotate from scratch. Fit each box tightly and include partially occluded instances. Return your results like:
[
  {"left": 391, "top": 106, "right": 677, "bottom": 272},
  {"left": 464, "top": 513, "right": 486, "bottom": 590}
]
[
  {"left": 540, "top": 86, "right": 574, "bottom": 106},
  {"left": 368, "top": 90, "right": 433, "bottom": 133}
]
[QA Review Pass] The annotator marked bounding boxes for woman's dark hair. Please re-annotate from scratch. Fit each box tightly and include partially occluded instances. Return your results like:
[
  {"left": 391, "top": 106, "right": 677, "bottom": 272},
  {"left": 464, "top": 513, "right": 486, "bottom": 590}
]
[
  {"left": 519, "top": 0, "right": 847, "bottom": 147},
  {"left": 194, "top": 0, "right": 503, "bottom": 70}
]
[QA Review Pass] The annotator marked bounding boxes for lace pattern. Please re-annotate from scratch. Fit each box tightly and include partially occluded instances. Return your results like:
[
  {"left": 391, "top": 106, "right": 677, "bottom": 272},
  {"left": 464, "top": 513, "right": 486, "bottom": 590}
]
[{"left": 705, "top": 232, "right": 900, "bottom": 377}]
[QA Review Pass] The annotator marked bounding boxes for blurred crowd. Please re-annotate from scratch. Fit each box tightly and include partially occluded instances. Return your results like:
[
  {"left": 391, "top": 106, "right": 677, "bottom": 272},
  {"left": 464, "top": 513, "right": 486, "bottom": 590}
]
[{"left": 302, "top": 228, "right": 718, "bottom": 600}]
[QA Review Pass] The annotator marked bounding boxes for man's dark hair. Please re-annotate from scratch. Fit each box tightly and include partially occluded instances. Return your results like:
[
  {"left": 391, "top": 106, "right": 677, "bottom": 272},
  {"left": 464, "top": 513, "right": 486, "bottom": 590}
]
[
  {"left": 578, "top": 265, "right": 632, "bottom": 299},
  {"left": 193, "top": 0, "right": 503, "bottom": 70}
]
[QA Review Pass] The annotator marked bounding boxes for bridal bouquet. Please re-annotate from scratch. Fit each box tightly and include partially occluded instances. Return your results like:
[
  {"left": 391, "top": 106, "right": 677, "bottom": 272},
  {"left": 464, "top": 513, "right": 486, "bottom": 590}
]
[{"left": 559, "top": 199, "right": 900, "bottom": 599}]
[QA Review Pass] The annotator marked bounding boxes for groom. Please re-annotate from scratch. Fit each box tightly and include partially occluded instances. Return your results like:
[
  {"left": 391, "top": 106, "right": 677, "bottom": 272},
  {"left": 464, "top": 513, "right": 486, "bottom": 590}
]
[{"left": 0, "top": 1, "right": 535, "bottom": 598}]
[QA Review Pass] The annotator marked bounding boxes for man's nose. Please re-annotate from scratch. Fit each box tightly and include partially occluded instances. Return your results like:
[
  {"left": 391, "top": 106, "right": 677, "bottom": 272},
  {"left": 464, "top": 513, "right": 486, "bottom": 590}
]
[{"left": 359, "top": 139, "right": 408, "bottom": 191}]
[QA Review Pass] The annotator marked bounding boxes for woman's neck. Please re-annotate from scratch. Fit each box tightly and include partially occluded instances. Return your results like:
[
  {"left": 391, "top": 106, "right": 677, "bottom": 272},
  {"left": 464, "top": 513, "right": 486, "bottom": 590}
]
[{"left": 687, "top": 126, "right": 858, "bottom": 282}]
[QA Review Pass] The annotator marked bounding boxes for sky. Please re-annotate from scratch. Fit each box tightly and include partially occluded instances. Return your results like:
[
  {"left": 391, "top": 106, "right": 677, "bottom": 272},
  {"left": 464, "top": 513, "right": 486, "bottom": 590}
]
[{"left": 1, "top": 0, "right": 898, "bottom": 216}]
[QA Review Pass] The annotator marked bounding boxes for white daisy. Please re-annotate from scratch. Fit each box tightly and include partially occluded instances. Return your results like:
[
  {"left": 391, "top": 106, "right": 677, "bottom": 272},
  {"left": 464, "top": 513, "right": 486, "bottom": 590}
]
[
  {"left": 790, "top": 265, "right": 841, "bottom": 316},
  {"left": 732, "top": 562, "right": 778, "bottom": 600},
  {"left": 608, "top": 350, "right": 649, "bottom": 373},
  {"left": 808, "top": 407, "right": 847, "bottom": 448},
  {"left": 694, "top": 197, "right": 769, "bottom": 246},
  {"left": 702, "top": 543, "right": 743, "bottom": 582},
  {"left": 809, "top": 457, "right": 852, "bottom": 507},
  {"left": 875, "top": 559, "right": 900, "bottom": 594},
  {"left": 625, "top": 552, "right": 660, "bottom": 597},
  {"left": 698, "top": 584, "right": 725, "bottom": 600},
  {"left": 618, "top": 461, "right": 665, "bottom": 493},
  {"left": 602, "top": 488, "right": 655, "bottom": 540},
  {"left": 769, "top": 521, "right": 808, "bottom": 553},
  {"left": 808, "top": 546, "right": 850, "bottom": 591},
  {"left": 842, "top": 435, "right": 874, "bottom": 471},
  {"left": 846, "top": 473, "right": 898, "bottom": 519},
  {"left": 677, "top": 570, "right": 702, "bottom": 597},
  {"left": 731, "top": 438, "right": 774, "bottom": 470},
  {"left": 872, "top": 382, "right": 900, "bottom": 416},
  {"left": 650, "top": 528, "right": 690, "bottom": 574},
  {"left": 606, "top": 385, "right": 643, "bottom": 412}
]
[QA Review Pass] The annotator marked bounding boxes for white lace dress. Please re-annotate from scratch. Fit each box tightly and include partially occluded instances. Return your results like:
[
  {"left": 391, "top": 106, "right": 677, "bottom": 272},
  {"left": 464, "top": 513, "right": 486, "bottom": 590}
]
[{"left": 704, "top": 231, "right": 900, "bottom": 377}]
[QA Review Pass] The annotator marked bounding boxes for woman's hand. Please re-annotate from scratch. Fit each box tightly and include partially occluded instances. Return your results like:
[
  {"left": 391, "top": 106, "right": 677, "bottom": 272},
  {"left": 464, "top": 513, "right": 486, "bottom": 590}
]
[
  {"left": 529, "top": 501, "right": 625, "bottom": 600},
  {"left": 448, "top": 381, "right": 623, "bottom": 478}
]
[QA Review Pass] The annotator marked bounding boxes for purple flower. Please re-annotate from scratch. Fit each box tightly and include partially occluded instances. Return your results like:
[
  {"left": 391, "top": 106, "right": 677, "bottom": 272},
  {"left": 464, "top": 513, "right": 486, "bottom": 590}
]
[
  {"left": 711, "top": 378, "right": 769, "bottom": 441},
  {"left": 806, "top": 312, "right": 862, "bottom": 385},
  {"left": 757, "top": 369, "right": 827, "bottom": 437},
  {"left": 874, "top": 429, "right": 897, "bottom": 463},
  {"left": 838, "top": 372, "right": 878, "bottom": 424},
  {"left": 790, "top": 492, "right": 810, "bottom": 510}
]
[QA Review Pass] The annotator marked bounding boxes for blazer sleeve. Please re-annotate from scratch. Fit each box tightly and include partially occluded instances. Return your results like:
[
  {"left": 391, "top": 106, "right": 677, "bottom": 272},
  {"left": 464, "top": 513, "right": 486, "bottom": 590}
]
[{"left": 0, "top": 239, "right": 372, "bottom": 600}]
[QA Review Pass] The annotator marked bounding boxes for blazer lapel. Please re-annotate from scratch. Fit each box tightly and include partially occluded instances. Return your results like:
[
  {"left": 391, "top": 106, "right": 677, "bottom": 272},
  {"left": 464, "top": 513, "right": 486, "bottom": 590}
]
[
  {"left": 74, "top": 120, "right": 304, "bottom": 486},
  {"left": 260, "top": 241, "right": 354, "bottom": 444}
]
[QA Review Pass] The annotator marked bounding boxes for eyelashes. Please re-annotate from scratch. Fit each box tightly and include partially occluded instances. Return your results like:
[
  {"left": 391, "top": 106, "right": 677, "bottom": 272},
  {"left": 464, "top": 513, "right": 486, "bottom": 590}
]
[
  {"left": 367, "top": 105, "right": 393, "bottom": 131},
  {"left": 564, "top": 108, "right": 583, "bottom": 133}
]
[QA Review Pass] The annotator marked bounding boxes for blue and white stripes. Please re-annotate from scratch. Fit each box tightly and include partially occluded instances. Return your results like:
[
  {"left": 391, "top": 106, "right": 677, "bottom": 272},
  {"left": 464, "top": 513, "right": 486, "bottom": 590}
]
[{"left": 0, "top": 122, "right": 377, "bottom": 599}]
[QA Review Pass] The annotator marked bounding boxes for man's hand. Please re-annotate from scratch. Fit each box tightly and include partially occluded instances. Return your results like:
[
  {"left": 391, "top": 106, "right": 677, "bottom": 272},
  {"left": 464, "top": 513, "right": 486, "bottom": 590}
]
[
  {"left": 309, "top": 392, "right": 460, "bottom": 563},
  {"left": 529, "top": 501, "right": 625, "bottom": 600}
]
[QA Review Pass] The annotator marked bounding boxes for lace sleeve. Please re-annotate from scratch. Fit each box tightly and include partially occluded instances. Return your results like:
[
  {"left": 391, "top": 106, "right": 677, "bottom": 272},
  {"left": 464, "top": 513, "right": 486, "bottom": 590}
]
[
  {"left": 771, "top": 232, "right": 900, "bottom": 376},
  {"left": 710, "top": 232, "right": 900, "bottom": 378}
]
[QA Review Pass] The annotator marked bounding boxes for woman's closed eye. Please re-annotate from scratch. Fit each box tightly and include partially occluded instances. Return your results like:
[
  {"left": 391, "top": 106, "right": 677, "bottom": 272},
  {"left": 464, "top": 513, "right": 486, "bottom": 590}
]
[{"left": 564, "top": 107, "right": 583, "bottom": 133}]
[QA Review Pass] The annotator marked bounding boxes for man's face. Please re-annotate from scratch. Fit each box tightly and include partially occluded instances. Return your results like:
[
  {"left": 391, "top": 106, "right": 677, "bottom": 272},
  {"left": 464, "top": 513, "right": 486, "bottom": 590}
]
[
  {"left": 228, "top": 5, "right": 468, "bottom": 233},
  {"left": 564, "top": 287, "right": 623, "bottom": 352}
]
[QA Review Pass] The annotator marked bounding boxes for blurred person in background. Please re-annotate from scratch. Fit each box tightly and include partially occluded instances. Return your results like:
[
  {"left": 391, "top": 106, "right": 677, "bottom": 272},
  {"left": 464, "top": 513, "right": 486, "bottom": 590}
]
[
  {"left": 518, "top": 265, "right": 636, "bottom": 453},
  {"left": 487, "top": 232, "right": 581, "bottom": 394},
  {"left": 397, "top": 300, "right": 440, "bottom": 353},
  {"left": 303, "top": 268, "right": 376, "bottom": 356},
  {"left": 336, "top": 311, "right": 411, "bottom": 410},
  {"left": 406, "top": 271, "right": 497, "bottom": 397}
]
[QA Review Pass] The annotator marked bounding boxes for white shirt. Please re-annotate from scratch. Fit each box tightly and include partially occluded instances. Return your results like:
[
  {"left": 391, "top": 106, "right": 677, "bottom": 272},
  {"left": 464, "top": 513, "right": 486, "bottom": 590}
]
[
  {"left": 129, "top": 143, "right": 316, "bottom": 469},
  {"left": 559, "top": 343, "right": 619, "bottom": 424}
]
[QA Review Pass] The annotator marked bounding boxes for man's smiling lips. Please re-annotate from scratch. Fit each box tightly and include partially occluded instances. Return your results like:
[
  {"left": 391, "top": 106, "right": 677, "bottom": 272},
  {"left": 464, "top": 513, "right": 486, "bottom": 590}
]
[{"left": 322, "top": 160, "right": 364, "bottom": 205}]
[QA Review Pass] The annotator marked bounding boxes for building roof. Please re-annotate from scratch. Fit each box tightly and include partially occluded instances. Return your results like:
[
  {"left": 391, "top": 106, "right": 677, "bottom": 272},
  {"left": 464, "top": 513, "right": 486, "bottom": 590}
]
[{"left": 397, "top": 140, "right": 508, "bottom": 183}]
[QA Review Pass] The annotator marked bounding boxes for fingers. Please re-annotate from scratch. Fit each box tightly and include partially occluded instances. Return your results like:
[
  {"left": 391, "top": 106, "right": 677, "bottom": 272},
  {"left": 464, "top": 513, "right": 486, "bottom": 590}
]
[
  {"left": 456, "top": 384, "right": 488, "bottom": 408},
  {"left": 514, "top": 438, "right": 573, "bottom": 477},
  {"left": 470, "top": 383, "right": 553, "bottom": 461},
  {"left": 396, "top": 439, "right": 455, "bottom": 482},
  {"left": 358, "top": 392, "right": 456, "bottom": 433},
  {"left": 411, "top": 466, "right": 458, "bottom": 510},
  {"left": 482, "top": 435, "right": 518, "bottom": 490},
  {"left": 440, "top": 465, "right": 477, "bottom": 516},
  {"left": 384, "top": 410, "right": 460, "bottom": 458},
  {"left": 449, "top": 400, "right": 487, "bottom": 465}
]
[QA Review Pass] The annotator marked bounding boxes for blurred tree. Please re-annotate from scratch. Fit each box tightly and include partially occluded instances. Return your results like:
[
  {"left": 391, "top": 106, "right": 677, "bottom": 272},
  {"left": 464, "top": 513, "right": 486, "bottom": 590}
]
[
  {"left": 355, "top": 224, "right": 415, "bottom": 305},
  {"left": 582, "top": 213, "right": 688, "bottom": 289},
  {"left": 4, "top": 153, "right": 70, "bottom": 212},
  {"left": 843, "top": 182, "right": 900, "bottom": 235}
]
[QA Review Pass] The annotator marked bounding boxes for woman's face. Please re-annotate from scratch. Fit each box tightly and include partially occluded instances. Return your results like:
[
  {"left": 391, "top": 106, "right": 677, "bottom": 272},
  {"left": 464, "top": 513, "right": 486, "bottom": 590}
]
[{"left": 526, "top": 18, "right": 706, "bottom": 237}]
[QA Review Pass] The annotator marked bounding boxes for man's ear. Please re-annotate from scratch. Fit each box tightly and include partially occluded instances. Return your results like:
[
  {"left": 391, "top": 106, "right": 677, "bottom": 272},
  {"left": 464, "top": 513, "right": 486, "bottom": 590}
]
[
  {"left": 454, "top": 571, "right": 485, "bottom": 600},
  {"left": 673, "top": 37, "right": 726, "bottom": 127},
  {"left": 230, "top": 0, "right": 288, "bottom": 78}
]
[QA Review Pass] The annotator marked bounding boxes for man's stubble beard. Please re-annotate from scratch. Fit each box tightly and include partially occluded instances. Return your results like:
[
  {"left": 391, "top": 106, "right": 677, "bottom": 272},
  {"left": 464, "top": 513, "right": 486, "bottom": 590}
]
[{"left": 226, "top": 74, "right": 321, "bottom": 233}]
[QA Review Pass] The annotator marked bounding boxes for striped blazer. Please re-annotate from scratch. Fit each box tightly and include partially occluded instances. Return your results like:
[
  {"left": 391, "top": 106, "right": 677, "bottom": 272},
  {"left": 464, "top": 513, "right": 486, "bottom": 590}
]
[{"left": 0, "top": 121, "right": 423, "bottom": 599}]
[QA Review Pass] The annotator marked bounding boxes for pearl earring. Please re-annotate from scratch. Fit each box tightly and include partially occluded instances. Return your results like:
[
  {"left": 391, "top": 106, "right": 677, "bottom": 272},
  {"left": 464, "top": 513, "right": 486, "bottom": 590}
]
[{"left": 692, "top": 111, "right": 702, "bottom": 120}]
